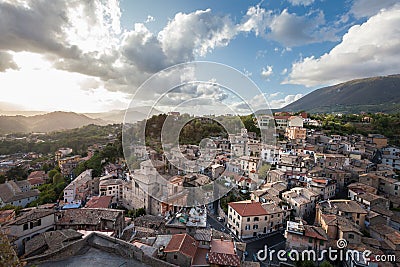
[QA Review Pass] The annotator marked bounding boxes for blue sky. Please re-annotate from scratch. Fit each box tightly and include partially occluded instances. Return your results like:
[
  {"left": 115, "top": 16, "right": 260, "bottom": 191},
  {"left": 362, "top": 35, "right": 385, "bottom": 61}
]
[{"left": 0, "top": 0, "right": 399, "bottom": 113}]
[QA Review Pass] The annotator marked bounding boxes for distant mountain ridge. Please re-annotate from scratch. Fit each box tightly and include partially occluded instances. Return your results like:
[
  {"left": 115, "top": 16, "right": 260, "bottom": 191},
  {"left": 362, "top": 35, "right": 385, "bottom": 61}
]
[
  {"left": 0, "top": 111, "right": 106, "bottom": 134},
  {"left": 84, "top": 106, "right": 162, "bottom": 124},
  {"left": 281, "top": 74, "right": 400, "bottom": 114}
]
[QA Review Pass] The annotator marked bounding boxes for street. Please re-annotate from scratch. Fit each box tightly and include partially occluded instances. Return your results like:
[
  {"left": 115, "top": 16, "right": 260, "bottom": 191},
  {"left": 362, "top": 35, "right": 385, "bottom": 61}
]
[
  {"left": 207, "top": 214, "right": 286, "bottom": 264},
  {"left": 244, "top": 232, "right": 286, "bottom": 263},
  {"left": 207, "top": 214, "right": 239, "bottom": 241}
]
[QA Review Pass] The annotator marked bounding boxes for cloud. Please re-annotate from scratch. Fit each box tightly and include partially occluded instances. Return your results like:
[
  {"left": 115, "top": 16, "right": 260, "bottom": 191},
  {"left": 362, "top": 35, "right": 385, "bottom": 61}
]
[
  {"left": 268, "top": 94, "right": 303, "bottom": 108},
  {"left": 240, "top": 6, "right": 339, "bottom": 47},
  {"left": 0, "top": 51, "right": 18, "bottom": 71},
  {"left": 281, "top": 68, "right": 288, "bottom": 75},
  {"left": 239, "top": 5, "right": 272, "bottom": 37},
  {"left": 268, "top": 9, "right": 337, "bottom": 47},
  {"left": 0, "top": 1, "right": 80, "bottom": 58},
  {"left": 158, "top": 9, "right": 237, "bottom": 63},
  {"left": 286, "top": 5, "right": 400, "bottom": 87},
  {"left": 350, "top": 0, "right": 398, "bottom": 18},
  {"left": 145, "top": 15, "right": 155, "bottom": 23},
  {"left": 288, "top": 0, "right": 315, "bottom": 6},
  {"left": 261, "top": 65, "right": 273, "bottom": 79}
]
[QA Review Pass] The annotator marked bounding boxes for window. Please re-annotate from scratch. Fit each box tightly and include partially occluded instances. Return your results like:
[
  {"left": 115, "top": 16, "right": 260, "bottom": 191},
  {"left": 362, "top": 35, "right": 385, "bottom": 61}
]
[
  {"left": 309, "top": 237, "right": 313, "bottom": 243},
  {"left": 23, "top": 223, "right": 28, "bottom": 230},
  {"left": 265, "top": 216, "right": 268, "bottom": 220},
  {"left": 348, "top": 234, "right": 354, "bottom": 239},
  {"left": 253, "top": 224, "right": 258, "bottom": 229},
  {"left": 174, "top": 255, "right": 177, "bottom": 259},
  {"left": 247, "top": 218, "right": 250, "bottom": 222},
  {"left": 237, "top": 215, "right": 241, "bottom": 220},
  {"left": 254, "top": 217, "right": 259, "bottom": 222},
  {"left": 320, "top": 240, "right": 324, "bottom": 246},
  {"left": 357, "top": 213, "right": 360, "bottom": 218},
  {"left": 245, "top": 225, "right": 250, "bottom": 230},
  {"left": 271, "top": 215, "right": 274, "bottom": 219}
]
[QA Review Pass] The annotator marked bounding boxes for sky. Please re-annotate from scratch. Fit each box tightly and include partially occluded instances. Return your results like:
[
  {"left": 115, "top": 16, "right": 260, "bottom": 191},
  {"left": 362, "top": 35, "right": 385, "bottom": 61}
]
[{"left": 0, "top": 0, "right": 399, "bottom": 113}]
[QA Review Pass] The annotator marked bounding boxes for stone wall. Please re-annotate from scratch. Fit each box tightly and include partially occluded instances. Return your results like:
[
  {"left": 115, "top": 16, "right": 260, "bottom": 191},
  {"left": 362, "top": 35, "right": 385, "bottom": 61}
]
[{"left": 25, "top": 232, "right": 177, "bottom": 267}]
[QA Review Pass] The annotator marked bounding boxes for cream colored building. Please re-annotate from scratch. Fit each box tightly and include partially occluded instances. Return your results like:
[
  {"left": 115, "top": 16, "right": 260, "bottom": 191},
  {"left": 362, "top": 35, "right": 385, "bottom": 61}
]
[
  {"left": 285, "top": 127, "right": 306, "bottom": 141},
  {"left": 227, "top": 200, "right": 289, "bottom": 239}
]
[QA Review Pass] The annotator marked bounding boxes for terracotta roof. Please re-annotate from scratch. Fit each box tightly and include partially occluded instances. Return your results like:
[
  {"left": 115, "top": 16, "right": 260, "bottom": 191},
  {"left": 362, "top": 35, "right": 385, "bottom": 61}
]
[
  {"left": 164, "top": 233, "right": 198, "bottom": 258},
  {"left": 28, "top": 171, "right": 47, "bottom": 179},
  {"left": 27, "top": 177, "right": 45, "bottom": 186},
  {"left": 208, "top": 239, "right": 241, "bottom": 267},
  {"left": 303, "top": 225, "right": 328, "bottom": 241},
  {"left": 229, "top": 201, "right": 268, "bottom": 217},
  {"left": 85, "top": 196, "right": 112, "bottom": 209}
]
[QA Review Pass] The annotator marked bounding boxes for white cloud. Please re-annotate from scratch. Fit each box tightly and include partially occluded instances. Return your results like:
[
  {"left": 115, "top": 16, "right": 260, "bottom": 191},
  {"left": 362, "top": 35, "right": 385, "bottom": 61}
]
[
  {"left": 145, "top": 15, "right": 155, "bottom": 23},
  {"left": 288, "top": 0, "right": 315, "bottom": 6},
  {"left": 281, "top": 68, "right": 288, "bottom": 75},
  {"left": 268, "top": 9, "right": 337, "bottom": 47},
  {"left": 240, "top": 7, "right": 339, "bottom": 47},
  {"left": 350, "top": 0, "right": 398, "bottom": 18},
  {"left": 158, "top": 9, "right": 237, "bottom": 62},
  {"left": 286, "top": 5, "right": 400, "bottom": 87},
  {"left": 239, "top": 5, "right": 272, "bottom": 37},
  {"left": 268, "top": 94, "right": 303, "bottom": 108},
  {"left": 261, "top": 65, "right": 273, "bottom": 79}
]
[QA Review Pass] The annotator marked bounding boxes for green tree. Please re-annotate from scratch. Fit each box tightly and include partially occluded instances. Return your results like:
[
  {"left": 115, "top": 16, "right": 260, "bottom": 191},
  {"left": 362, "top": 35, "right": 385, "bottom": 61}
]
[
  {"left": 52, "top": 173, "right": 64, "bottom": 184},
  {"left": 48, "top": 169, "right": 59, "bottom": 180},
  {"left": 134, "top": 208, "right": 146, "bottom": 218},
  {"left": 5, "top": 165, "right": 28, "bottom": 180},
  {"left": 320, "top": 260, "right": 333, "bottom": 267},
  {"left": 258, "top": 163, "right": 271, "bottom": 180}
]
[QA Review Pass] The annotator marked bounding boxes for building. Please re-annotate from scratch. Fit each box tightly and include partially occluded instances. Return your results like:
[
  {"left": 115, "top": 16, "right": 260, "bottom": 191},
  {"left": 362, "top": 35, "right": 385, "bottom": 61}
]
[
  {"left": 99, "top": 177, "right": 123, "bottom": 203},
  {"left": 63, "top": 169, "right": 94, "bottom": 205},
  {"left": 285, "top": 127, "right": 307, "bottom": 141},
  {"left": 3, "top": 208, "right": 56, "bottom": 255},
  {"left": 285, "top": 221, "right": 328, "bottom": 251},
  {"left": 56, "top": 208, "right": 125, "bottom": 237},
  {"left": 282, "top": 187, "right": 319, "bottom": 218},
  {"left": 164, "top": 233, "right": 198, "bottom": 267},
  {"left": 316, "top": 200, "right": 367, "bottom": 230},
  {"left": 319, "top": 214, "right": 362, "bottom": 244},
  {"left": 85, "top": 195, "right": 112, "bottom": 209},
  {"left": 55, "top": 148, "right": 73, "bottom": 161},
  {"left": 207, "top": 238, "right": 241, "bottom": 267},
  {"left": 367, "top": 134, "right": 388, "bottom": 149},
  {"left": 23, "top": 229, "right": 83, "bottom": 258},
  {"left": 308, "top": 178, "right": 336, "bottom": 200},
  {"left": 27, "top": 171, "right": 48, "bottom": 187},
  {"left": 0, "top": 180, "right": 39, "bottom": 207},
  {"left": 227, "top": 200, "right": 288, "bottom": 239}
]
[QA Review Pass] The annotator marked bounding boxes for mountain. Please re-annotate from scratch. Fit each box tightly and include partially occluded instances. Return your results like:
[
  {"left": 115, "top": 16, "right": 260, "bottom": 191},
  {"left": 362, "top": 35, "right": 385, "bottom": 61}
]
[
  {"left": 84, "top": 106, "right": 163, "bottom": 123},
  {"left": 0, "top": 111, "right": 107, "bottom": 134},
  {"left": 281, "top": 74, "right": 400, "bottom": 114}
]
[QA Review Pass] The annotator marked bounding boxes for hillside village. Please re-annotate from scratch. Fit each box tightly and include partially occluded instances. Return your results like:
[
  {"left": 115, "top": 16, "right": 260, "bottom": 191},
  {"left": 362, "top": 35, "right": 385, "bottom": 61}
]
[{"left": 0, "top": 113, "right": 400, "bottom": 267}]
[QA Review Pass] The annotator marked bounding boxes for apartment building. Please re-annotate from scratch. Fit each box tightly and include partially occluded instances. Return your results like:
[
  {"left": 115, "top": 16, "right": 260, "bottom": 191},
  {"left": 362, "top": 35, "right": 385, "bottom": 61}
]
[{"left": 227, "top": 200, "right": 289, "bottom": 239}]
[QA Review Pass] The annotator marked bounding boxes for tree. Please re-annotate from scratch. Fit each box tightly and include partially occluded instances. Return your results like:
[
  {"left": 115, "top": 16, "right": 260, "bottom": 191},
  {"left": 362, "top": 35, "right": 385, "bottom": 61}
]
[
  {"left": 258, "top": 163, "right": 271, "bottom": 180},
  {"left": 320, "top": 260, "right": 333, "bottom": 267},
  {"left": 48, "top": 169, "right": 59, "bottom": 180},
  {"left": 53, "top": 173, "right": 64, "bottom": 184},
  {"left": 5, "top": 165, "right": 28, "bottom": 180},
  {"left": 135, "top": 208, "right": 146, "bottom": 218}
]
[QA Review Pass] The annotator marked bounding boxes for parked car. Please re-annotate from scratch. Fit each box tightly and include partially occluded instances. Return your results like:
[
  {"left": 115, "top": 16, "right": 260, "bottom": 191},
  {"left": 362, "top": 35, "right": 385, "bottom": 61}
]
[{"left": 217, "top": 216, "right": 224, "bottom": 222}]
